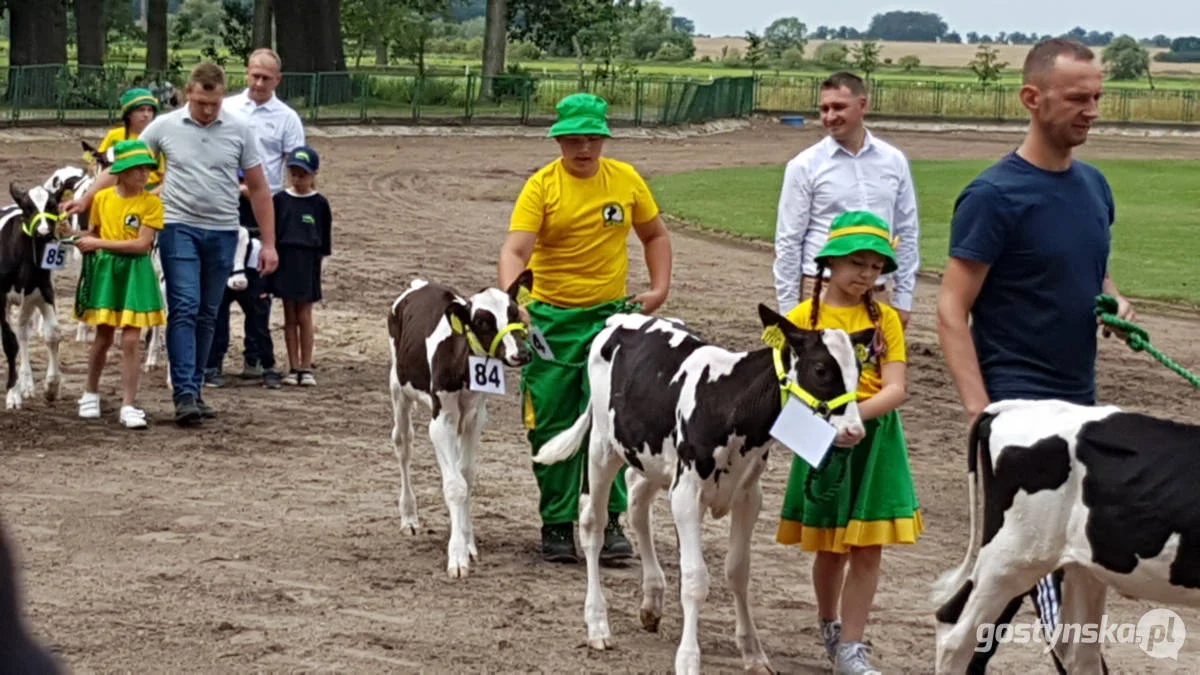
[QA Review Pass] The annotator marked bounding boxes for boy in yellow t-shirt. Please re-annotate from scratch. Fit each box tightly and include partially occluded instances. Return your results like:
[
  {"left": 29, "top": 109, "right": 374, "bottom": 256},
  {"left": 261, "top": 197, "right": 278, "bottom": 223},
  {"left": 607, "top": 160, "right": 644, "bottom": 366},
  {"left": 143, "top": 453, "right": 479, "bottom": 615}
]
[
  {"left": 497, "top": 93, "right": 673, "bottom": 564},
  {"left": 776, "top": 210, "right": 921, "bottom": 673},
  {"left": 96, "top": 88, "right": 166, "bottom": 192}
]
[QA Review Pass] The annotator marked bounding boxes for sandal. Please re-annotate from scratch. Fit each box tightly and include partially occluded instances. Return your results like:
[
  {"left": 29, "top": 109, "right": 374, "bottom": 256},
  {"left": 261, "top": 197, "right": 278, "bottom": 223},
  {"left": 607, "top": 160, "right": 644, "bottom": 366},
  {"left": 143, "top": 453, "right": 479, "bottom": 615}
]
[
  {"left": 78, "top": 392, "right": 101, "bottom": 419},
  {"left": 119, "top": 405, "right": 148, "bottom": 429}
]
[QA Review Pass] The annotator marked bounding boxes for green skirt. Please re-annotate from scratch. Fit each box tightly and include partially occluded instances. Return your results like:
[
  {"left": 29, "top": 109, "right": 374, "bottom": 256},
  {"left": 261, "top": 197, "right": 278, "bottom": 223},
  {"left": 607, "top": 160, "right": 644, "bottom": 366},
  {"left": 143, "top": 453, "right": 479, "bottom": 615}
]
[
  {"left": 74, "top": 249, "right": 165, "bottom": 328},
  {"left": 776, "top": 409, "right": 923, "bottom": 553}
]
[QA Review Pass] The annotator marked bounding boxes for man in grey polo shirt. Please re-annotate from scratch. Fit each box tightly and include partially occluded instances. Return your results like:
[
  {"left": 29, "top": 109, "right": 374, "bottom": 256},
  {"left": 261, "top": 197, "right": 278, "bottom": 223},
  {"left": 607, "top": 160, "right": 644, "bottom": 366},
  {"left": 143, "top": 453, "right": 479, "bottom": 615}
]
[{"left": 66, "top": 62, "right": 278, "bottom": 426}]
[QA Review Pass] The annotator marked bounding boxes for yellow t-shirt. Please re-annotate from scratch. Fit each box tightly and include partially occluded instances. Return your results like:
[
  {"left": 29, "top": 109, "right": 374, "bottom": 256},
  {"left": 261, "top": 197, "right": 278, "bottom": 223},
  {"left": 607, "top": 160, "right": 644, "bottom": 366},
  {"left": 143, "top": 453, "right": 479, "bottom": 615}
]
[
  {"left": 89, "top": 187, "right": 164, "bottom": 242},
  {"left": 785, "top": 299, "right": 907, "bottom": 400},
  {"left": 509, "top": 157, "right": 660, "bottom": 308},
  {"left": 98, "top": 127, "right": 166, "bottom": 188}
]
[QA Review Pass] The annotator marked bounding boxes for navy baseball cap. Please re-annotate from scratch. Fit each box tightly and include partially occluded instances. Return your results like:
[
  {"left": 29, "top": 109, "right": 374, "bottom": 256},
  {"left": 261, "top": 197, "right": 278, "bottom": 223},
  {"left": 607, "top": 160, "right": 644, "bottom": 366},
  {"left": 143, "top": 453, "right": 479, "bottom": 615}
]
[{"left": 286, "top": 146, "right": 319, "bottom": 173}]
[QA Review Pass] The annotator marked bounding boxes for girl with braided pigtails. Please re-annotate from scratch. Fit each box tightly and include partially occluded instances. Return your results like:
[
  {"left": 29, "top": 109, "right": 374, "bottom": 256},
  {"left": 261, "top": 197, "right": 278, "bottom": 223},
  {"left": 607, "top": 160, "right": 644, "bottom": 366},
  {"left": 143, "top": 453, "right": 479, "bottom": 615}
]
[{"left": 776, "top": 210, "right": 922, "bottom": 675}]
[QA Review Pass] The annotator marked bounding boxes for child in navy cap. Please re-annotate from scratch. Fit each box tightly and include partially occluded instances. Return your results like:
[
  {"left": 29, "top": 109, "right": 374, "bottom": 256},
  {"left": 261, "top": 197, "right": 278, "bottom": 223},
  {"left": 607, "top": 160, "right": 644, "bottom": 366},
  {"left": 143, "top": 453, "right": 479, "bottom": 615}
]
[{"left": 270, "top": 145, "right": 331, "bottom": 386}]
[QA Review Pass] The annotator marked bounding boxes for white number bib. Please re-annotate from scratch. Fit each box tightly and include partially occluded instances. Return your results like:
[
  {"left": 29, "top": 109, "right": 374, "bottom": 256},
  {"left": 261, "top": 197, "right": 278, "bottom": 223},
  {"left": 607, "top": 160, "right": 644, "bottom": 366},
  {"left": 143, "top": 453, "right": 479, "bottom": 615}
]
[
  {"left": 468, "top": 355, "right": 506, "bottom": 395},
  {"left": 769, "top": 396, "right": 838, "bottom": 468},
  {"left": 40, "top": 242, "right": 67, "bottom": 270},
  {"left": 529, "top": 327, "right": 555, "bottom": 361}
]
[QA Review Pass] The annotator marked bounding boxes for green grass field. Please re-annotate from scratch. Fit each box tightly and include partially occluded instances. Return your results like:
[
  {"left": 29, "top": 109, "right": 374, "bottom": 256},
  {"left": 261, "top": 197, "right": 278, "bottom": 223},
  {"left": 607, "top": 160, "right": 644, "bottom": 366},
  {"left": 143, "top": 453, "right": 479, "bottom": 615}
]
[{"left": 648, "top": 160, "right": 1200, "bottom": 304}]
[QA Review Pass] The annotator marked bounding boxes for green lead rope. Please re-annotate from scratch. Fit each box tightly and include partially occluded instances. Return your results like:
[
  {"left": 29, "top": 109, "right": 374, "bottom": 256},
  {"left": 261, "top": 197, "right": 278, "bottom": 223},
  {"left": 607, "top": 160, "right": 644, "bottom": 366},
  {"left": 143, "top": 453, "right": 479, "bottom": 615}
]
[{"left": 1095, "top": 293, "right": 1200, "bottom": 388}]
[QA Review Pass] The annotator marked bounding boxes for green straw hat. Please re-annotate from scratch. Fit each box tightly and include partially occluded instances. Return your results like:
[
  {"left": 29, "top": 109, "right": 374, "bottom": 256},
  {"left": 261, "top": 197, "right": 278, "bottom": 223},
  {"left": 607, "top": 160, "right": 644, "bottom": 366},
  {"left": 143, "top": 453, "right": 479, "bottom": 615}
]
[
  {"left": 109, "top": 139, "right": 159, "bottom": 174},
  {"left": 547, "top": 93, "right": 612, "bottom": 138},
  {"left": 120, "top": 87, "right": 159, "bottom": 118},
  {"left": 815, "top": 210, "right": 900, "bottom": 274}
]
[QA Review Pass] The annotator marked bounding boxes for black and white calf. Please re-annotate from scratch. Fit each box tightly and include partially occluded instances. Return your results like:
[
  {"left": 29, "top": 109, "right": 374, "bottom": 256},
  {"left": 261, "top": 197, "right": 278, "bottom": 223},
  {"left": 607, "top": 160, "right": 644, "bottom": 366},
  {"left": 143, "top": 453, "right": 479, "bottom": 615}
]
[
  {"left": 387, "top": 271, "right": 533, "bottom": 578},
  {"left": 932, "top": 399, "right": 1200, "bottom": 673},
  {"left": 1, "top": 183, "right": 65, "bottom": 410},
  {"left": 531, "top": 305, "right": 864, "bottom": 674}
]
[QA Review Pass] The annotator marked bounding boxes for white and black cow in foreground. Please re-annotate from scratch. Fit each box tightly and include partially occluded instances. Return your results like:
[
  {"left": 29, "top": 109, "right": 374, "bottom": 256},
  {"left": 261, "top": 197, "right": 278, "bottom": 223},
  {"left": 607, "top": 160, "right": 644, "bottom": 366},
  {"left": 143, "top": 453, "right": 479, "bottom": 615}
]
[
  {"left": 387, "top": 270, "right": 534, "bottom": 578},
  {"left": 1, "top": 183, "right": 65, "bottom": 410},
  {"left": 931, "top": 399, "right": 1200, "bottom": 673},
  {"left": 531, "top": 305, "right": 865, "bottom": 674}
]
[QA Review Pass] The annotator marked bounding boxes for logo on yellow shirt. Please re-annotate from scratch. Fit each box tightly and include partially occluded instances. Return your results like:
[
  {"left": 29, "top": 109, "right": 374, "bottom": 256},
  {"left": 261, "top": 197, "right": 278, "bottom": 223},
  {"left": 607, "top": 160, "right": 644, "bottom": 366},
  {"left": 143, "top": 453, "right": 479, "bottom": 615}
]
[
  {"left": 124, "top": 214, "right": 141, "bottom": 231},
  {"left": 601, "top": 202, "right": 624, "bottom": 227}
]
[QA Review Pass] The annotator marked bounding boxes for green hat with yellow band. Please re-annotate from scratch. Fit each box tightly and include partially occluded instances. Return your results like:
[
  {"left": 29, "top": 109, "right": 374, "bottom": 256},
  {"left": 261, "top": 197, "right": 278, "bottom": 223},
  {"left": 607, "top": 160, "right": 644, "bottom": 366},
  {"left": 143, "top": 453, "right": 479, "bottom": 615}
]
[
  {"left": 547, "top": 93, "right": 612, "bottom": 138},
  {"left": 815, "top": 210, "right": 900, "bottom": 274},
  {"left": 109, "top": 139, "right": 159, "bottom": 174},
  {"left": 120, "top": 87, "right": 159, "bottom": 118}
]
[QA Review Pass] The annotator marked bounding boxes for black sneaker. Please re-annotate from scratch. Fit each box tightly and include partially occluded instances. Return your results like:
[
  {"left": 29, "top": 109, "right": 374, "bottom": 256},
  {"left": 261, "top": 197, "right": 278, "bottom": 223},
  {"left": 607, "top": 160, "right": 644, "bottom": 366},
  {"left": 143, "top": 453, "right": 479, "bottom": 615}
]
[
  {"left": 240, "top": 360, "right": 264, "bottom": 379},
  {"left": 197, "top": 398, "right": 216, "bottom": 419},
  {"left": 540, "top": 523, "right": 578, "bottom": 563},
  {"left": 174, "top": 395, "right": 202, "bottom": 427},
  {"left": 262, "top": 369, "right": 282, "bottom": 390},
  {"left": 204, "top": 370, "right": 226, "bottom": 388},
  {"left": 601, "top": 512, "right": 635, "bottom": 564}
]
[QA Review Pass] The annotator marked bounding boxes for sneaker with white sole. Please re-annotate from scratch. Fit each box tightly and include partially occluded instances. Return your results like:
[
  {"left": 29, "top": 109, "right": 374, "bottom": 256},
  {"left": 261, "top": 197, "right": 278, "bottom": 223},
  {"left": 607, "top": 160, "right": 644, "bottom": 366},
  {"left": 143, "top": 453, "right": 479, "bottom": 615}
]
[
  {"left": 282, "top": 370, "right": 299, "bottom": 386},
  {"left": 820, "top": 619, "right": 842, "bottom": 662},
  {"left": 78, "top": 392, "right": 101, "bottom": 419},
  {"left": 299, "top": 370, "right": 316, "bottom": 387},
  {"left": 119, "top": 405, "right": 148, "bottom": 429},
  {"left": 834, "top": 641, "right": 881, "bottom": 675}
]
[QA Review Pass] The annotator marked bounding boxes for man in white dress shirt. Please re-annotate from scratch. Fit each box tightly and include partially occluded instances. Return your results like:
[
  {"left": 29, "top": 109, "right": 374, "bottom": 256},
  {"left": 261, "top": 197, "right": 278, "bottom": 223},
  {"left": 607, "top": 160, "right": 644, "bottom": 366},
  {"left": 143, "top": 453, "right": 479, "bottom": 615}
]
[
  {"left": 206, "top": 47, "right": 307, "bottom": 389},
  {"left": 773, "top": 71, "right": 920, "bottom": 327}
]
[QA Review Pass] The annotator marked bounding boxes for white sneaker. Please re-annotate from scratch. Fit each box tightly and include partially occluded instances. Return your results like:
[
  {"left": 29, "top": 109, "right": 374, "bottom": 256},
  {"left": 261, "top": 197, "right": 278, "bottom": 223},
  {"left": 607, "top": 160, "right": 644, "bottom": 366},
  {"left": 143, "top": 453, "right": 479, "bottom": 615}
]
[
  {"left": 78, "top": 392, "right": 101, "bottom": 419},
  {"left": 835, "top": 641, "right": 881, "bottom": 675},
  {"left": 119, "top": 405, "right": 147, "bottom": 429}
]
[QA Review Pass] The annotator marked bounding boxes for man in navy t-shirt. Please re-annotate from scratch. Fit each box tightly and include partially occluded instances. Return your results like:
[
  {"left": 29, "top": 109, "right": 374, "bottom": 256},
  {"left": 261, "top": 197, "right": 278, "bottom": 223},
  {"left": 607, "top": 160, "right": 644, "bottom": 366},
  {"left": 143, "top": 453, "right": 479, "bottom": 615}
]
[{"left": 937, "top": 38, "right": 1136, "bottom": 673}]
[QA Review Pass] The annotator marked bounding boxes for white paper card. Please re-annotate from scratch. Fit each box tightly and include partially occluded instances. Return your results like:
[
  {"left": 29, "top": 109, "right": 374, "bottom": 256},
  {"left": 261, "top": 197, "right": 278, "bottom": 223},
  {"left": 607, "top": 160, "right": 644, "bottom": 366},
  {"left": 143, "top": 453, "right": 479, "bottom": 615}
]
[
  {"left": 246, "top": 239, "right": 263, "bottom": 270},
  {"left": 529, "top": 327, "right": 555, "bottom": 361},
  {"left": 468, "top": 355, "right": 506, "bottom": 394},
  {"left": 40, "top": 242, "right": 67, "bottom": 270},
  {"left": 770, "top": 396, "right": 838, "bottom": 468}
]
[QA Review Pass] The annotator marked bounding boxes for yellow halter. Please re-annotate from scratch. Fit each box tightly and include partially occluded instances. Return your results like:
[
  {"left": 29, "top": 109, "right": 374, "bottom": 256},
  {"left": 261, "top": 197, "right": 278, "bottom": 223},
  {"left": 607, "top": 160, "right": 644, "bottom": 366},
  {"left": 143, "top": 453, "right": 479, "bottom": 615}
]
[
  {"left": 763, "top": 325, "right": 858, "bottom": 417},
  {"left": 22, "top": 212, "right": 60, "bottom": 238},
  {"left": 450, "top": 314, "right": 528, "bottom": 358}
]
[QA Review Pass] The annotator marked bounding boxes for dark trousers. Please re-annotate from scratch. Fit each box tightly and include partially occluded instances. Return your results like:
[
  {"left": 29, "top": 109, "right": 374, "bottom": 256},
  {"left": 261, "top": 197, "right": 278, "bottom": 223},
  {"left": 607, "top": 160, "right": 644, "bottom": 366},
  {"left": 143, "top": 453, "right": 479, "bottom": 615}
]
[{"left": 206, "top": 268, "right": 275, "bottom": 372}]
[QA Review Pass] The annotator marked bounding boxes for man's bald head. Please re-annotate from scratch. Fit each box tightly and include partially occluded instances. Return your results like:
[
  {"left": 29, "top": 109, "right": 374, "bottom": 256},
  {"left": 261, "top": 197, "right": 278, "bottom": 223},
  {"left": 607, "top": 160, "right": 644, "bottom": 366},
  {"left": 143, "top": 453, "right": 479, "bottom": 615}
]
[{"left": 1023, "top": 38, "right": 1096, "bottom": 87}]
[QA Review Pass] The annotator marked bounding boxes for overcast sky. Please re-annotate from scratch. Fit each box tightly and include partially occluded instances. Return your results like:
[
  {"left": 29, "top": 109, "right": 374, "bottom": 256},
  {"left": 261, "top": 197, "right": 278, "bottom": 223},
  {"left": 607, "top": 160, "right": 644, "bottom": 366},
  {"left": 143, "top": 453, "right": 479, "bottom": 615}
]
[{"left": 667, "top": 0, "right": 1197, "bottom": 40}]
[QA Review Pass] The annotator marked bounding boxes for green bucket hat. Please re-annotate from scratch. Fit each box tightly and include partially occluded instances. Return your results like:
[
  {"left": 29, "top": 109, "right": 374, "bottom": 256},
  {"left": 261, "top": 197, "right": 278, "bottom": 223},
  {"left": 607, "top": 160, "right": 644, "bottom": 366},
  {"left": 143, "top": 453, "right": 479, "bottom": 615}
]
[
  {"left": 109, "top": 139, "right": 159, "bottom": 174},
  {"left": 547, "top": 93, "right": 612, "bottom": 138},
  {"left": 815, "top": 210, "right": 900, "bottom": 274},
  {"left": 120, "top": 87, "right": 159, "bottom": 118}
]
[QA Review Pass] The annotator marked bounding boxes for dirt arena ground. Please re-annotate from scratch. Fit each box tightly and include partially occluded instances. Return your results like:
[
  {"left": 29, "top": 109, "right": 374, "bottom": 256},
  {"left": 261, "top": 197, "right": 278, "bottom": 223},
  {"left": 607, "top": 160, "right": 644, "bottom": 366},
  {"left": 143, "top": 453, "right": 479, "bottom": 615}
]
[{"left": 3, "top": 120, "right": 1200, "bottom": 673}]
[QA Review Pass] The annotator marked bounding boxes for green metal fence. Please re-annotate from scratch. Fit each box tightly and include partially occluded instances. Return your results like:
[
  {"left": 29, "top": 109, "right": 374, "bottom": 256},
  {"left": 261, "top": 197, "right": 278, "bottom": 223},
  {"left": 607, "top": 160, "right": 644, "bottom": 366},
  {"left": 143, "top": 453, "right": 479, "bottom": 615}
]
[
  {"left": 755, "top": 75, "right": 1200, "bottom": 125},
  {"left": 0, "top": 64, "right": 756, "bottom": 128}
]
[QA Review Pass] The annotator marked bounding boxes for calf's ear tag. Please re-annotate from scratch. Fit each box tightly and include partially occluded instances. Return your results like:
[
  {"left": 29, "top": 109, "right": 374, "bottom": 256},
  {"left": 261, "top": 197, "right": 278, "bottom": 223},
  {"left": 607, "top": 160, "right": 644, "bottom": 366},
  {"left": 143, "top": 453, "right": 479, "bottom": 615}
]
[
  {"left": 761, "top": 325, "right": 786, "bottom": 351},
  {"left": 516, "top": 286, "right": 533, "bottom": 307}
]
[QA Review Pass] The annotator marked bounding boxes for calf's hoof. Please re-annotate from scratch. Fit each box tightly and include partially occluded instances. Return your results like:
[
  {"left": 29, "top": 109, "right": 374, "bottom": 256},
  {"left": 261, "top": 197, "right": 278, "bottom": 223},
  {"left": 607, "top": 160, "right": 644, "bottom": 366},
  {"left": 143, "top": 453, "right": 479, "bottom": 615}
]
[
  {"left": 18, "top": 377, "right": 35, "bottom": 398},
  {"left": 446, "top": 561, "right": 471, "bottom": 579},
  {"left": 44, "top": 376, "right": 59, "bottom": 402},
  {"left": 640, "top": 608, "right": 661, "bottom": 633},
  {"left": 5, "top": 389, "right": 22, "bottom": 409},
  {"left": 400, "top": 517, "right": 420, "bottom": 535},
  {"left": 674, "top": 650, "right": 702, "bottom": 675},
  {"left": 587, "top": 637, "right": 613, "bottom": 651}
]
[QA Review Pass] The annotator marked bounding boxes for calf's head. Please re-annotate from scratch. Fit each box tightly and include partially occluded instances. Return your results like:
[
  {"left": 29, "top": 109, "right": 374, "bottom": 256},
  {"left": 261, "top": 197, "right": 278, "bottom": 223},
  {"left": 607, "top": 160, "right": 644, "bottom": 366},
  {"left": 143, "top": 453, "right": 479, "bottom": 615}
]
[
  {"left": 445, "top": 269, "right": 535, "bottom": 368},
  {"left": 758, "top": 303, "right": 865, "bottom": 443},
  {"left": 10, "top": 182, "right": 61, "bottom": 240},
  {"left": 81, "top": 140, "right": 114, "bottom": 176}
]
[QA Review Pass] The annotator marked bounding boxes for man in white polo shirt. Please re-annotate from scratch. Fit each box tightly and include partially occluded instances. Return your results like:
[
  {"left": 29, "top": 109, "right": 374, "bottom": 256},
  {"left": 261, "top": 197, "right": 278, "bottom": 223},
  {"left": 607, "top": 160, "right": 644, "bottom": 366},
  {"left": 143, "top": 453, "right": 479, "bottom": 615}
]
[
  {"left": 773, "top": 71, "right": 921, "bottom": 327},
  {"left": 205, "top": 47, "right": 305, "bottom": 390},
  {"left": 66, "top": 62, "right": 278, "bottom": 427}
]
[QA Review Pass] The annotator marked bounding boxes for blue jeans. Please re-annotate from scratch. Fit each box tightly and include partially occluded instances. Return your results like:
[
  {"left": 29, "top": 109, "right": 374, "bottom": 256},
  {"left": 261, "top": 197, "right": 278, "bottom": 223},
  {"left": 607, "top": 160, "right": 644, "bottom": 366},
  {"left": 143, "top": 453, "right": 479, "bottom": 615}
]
[
  {"left": 206, "top": 268, "right": 276, "bottom": 372},
  {"left": 158, "top": 223, "right": 239, "bottom": 404}
]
